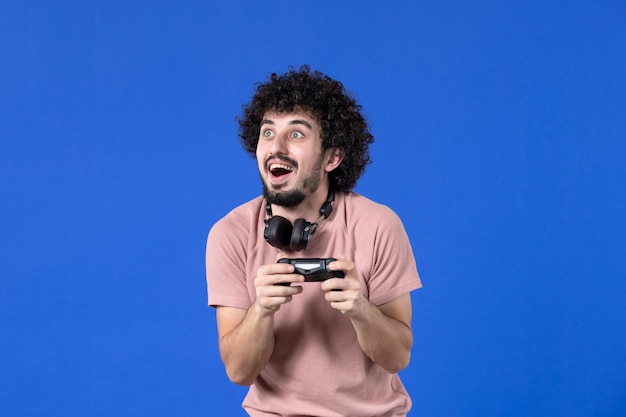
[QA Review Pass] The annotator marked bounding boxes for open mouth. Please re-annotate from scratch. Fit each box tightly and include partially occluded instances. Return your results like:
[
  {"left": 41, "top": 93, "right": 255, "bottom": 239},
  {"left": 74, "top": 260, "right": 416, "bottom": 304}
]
[
  {"left": 265, "top": 155, "right": 297, "bottom": 185},
  {"left": 269, "top": 163, "right": 294, "bottom": 178}
]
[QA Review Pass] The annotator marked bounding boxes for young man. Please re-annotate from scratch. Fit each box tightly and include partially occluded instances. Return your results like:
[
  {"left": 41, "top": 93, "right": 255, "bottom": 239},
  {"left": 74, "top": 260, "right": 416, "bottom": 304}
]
[{"left": 206, "top": 66, "right": 422, "bottom": 416}]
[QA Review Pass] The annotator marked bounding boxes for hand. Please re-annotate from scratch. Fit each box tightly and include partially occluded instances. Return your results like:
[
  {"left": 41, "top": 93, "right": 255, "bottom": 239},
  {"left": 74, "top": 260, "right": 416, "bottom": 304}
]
[
  {"left": 320, "top": 256, "right": 365, "bottom": 316},
  {"left": 253, "top": 256, "right": 304, "bottom": 316}
]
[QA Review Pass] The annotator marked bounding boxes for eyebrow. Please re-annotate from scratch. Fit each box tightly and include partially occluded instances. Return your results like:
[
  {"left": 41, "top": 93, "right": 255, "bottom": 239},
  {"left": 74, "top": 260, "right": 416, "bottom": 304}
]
[{"left": 260, "top": 118, "right": 312, "bottom": 129}]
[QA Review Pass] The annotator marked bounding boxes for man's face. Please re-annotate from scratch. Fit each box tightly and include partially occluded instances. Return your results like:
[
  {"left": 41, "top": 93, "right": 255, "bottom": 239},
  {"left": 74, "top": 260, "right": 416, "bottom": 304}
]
[{"left": 256, "top": 110, "right": 326, "bottom": 207}]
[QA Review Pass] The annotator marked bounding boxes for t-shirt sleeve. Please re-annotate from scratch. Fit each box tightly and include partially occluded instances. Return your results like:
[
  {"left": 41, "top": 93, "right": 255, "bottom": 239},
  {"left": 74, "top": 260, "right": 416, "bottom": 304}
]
[
  {"left": 205, "top": 215, "right": 253, "bottom": 309},
  {"left": 366, "top": 207, "right": 422, "bottom": 306}
]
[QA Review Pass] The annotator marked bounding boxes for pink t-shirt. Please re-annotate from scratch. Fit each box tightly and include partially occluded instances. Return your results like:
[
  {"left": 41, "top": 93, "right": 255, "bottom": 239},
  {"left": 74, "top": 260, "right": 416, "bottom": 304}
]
[{"left": 206, "top": 192, "right": 422, "bottom": 416}]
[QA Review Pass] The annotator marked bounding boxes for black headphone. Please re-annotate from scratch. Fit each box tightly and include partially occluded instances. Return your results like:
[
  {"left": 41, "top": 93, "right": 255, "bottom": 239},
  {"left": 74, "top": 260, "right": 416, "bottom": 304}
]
[{"left": 264, "top": 189, "right": 335, "bottom": 251}]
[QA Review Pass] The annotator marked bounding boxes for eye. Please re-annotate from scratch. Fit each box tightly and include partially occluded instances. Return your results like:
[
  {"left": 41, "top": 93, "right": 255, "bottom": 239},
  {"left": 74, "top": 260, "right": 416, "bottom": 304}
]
[
  {"left": 290, "top": 131, "right": 304, "bottom": 139},
  {"left": 262, "top": 129, "right": 274, "bottom": 138}
]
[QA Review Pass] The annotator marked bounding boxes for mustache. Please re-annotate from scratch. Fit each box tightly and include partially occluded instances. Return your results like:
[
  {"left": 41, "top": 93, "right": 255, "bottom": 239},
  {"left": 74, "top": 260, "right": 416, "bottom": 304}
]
[{"left": 265, "top": 154, "right": 298, "bottom": 169}]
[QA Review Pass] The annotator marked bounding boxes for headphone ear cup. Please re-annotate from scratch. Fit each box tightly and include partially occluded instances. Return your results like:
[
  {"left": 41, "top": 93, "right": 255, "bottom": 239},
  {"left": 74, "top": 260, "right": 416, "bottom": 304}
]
[
  {"left": 264, "top": 216, "right": 292, "bottom": 249},
  {"left": 290, "top": 218, "right": 310, "bottom": 252}
]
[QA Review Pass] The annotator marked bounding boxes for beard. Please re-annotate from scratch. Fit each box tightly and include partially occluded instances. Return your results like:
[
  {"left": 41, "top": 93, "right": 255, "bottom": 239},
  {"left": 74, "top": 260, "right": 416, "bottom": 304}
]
[
  {"left": 262, "top": 152, "right": 325, "bottom": 208},
  {"left": 262, "top": 183, "right": 306, "bottom": 207}
]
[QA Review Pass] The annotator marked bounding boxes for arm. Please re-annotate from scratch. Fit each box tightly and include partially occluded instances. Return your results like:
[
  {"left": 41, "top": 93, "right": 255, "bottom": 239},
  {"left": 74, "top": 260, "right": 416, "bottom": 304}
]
[
  {"left": 348, "top": 294, "right": 413, "bottom": 373},
  {"left": 216, "top": 262, "right": 304, "bottom": 386},
  {"left": 321, "top": 258, "right": 413, "bottom": 374}
]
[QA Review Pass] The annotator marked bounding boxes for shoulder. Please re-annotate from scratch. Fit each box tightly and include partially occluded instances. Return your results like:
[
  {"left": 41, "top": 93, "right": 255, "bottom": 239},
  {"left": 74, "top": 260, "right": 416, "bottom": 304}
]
[
  {"left": 338, "top": 192, "right": 410, "bottom": 250},
  {"left": 210, "top": 196, "right": 265, "bottom": 233},
  {"left": 341, "top": 192, "right": 403, "bottom": 226}
]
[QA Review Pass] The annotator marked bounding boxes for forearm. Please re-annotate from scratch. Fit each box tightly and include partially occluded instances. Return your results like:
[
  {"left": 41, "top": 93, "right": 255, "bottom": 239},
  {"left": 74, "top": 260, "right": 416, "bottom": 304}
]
[
  {"left": 218, "top": 304, "right": 276, "bottom": 386},
  {"left": 349, "top": 301, "right": 413, "bottom": 374},
  {"left": 216, "top": 262, "right": 305, "bottom": 385}
]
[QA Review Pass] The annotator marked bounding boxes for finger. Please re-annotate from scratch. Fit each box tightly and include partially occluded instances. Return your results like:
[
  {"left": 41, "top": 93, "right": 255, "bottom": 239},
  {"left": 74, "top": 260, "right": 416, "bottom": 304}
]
[
  {"left": 257, "top": 262, "right": 295, "bottom": 278},
  {"left": 255, "top": 268, "right": 302, "bottom": 289},
  {"left": 256, "top": 291, "right": 301, "bottom": 312},
  {"left": 330, "top": 255, "right": 357, "bottom": 280},
  {"left": 324, "top": 288, "right": 346, "bottom": 302},
  {"left": 329, "top": 255, "right": 351, "bottom": 272},
  {"left": 334, "top": 254, "right": 346, "bottom": 260},
  {"left": 321, "top": 277, "right": 345, "bottom": 292},
  {"left": 328, "top": 301, "right": 354, "bottom": 315},
  {"left": 271, "top": 273, "right": 305, "bottom": 287},
  {"left": 259, "top": 281, "right": 303, "bottom": 298}
]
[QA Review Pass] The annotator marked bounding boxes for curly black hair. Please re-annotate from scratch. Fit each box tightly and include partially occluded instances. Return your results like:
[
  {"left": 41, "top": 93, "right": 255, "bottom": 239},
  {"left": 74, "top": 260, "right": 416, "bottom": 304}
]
[{"left": 237, "top": 65, "right": 374, "bottom": 192}]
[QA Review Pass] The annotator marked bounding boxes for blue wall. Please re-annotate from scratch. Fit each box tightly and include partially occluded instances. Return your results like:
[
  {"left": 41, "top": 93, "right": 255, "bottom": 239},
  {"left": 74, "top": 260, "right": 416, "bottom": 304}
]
[{"left": 1, "top": 1, "right": 625, "bottom": 415}]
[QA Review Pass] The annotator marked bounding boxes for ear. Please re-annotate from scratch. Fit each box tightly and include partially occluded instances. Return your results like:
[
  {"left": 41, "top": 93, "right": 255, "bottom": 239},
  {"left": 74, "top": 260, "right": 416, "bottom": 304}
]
[{"left": 325, "top": 147, "right": 344, "bottom": 172}]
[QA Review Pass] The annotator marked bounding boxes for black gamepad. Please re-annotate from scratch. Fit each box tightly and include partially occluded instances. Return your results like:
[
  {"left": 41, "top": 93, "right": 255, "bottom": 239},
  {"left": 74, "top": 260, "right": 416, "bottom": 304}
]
[{"left": 277, "top": 258, "right": 345, "bottom": 283}]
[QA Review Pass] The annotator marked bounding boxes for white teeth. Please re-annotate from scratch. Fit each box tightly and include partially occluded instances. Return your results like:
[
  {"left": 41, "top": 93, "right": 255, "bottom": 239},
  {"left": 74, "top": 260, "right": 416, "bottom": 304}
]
[{"left": 269, "top": 163, "right": 293, "bottom": 172}]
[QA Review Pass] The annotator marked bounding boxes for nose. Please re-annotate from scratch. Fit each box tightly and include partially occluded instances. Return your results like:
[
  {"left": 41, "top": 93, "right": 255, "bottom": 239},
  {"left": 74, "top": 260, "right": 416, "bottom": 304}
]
[{"left": 269, "top": 131, "right": 288, "bottom": 155}]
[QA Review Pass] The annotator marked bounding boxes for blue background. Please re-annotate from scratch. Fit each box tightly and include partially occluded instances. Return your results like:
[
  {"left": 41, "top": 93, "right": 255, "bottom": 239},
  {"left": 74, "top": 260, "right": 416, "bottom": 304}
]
[{"left": 1, "top": 1, "right": 625, "bottom": 416}]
